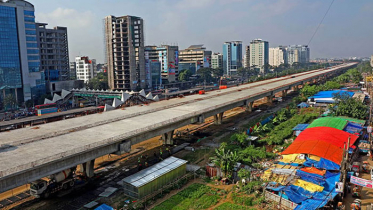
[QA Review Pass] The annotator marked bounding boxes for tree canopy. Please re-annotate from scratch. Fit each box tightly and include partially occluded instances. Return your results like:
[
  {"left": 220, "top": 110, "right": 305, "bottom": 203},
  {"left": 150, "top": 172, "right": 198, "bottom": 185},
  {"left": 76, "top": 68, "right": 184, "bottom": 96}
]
[
  {"left": 332, "top": 92, "right": 367, "bottom": 119},
  {"left": 86, "top": 72, "right": 109, "bottom": 90},
  {"left": 178, "top": 69, "right": 192, "bottom": 81}
]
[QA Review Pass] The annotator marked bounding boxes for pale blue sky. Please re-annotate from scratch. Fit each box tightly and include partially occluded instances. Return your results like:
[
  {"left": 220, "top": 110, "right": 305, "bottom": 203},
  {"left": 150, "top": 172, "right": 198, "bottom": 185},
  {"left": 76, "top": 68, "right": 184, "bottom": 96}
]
[{"left": 31, "top": 0, "right": 373, "bottom": 63}]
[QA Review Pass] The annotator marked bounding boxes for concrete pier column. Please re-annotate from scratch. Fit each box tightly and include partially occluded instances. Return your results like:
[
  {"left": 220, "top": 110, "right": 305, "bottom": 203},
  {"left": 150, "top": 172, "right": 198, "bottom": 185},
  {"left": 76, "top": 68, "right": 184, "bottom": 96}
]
[
  {"left": 245, "top": 101, "right": 254, "bottom": 112},
  {"left": 282, "top": 90, "right": 287, "bottom": 97},
  {"left": 214, "top": 112, "right": 224, "bottom": 125},
  {"left": 266, "top": 95, "right": 274, "bottom": 105},
  {"left": 162, "top": 130, "right": 174, "bottom": 145},
  {"left": 79, "top": 159, "right": 95, "bottom": 178},
  {"left": 292, "top": 86, "right": 299, "bottom": 92}
]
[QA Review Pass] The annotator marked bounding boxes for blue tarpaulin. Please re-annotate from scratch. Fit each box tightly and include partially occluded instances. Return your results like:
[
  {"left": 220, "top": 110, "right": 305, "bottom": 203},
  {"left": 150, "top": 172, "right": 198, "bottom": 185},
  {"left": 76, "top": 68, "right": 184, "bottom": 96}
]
[
  {"left": 292, "top": 124, "right": 310, "bottom": 131},
  {"left": 303, "top": 157, "right": 340, "bottom": 170},
  {"left": 309, "top": 90, "right": 354, "bottom": 99},
  {"left": 344, "top": 122, "right": 363, "bottom": 134},
  {"left": 266, "top": 182, "right": 286, "bottom": 192},
  {"left": 296, "top": 170, "right": 325, "bottom": 186},
  {"left": 297, "top": 102, "right": 310, "bottom": 108},
  {"left": 260, "top": 115, "right": 275, "bottom": 126},
  {"left": 95, "top": 204, "right": 114, "bottom": 210}
]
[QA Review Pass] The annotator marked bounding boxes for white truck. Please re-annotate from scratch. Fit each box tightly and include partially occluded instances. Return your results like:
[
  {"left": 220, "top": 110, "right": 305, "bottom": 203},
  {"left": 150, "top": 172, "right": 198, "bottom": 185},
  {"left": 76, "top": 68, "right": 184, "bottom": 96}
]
[{"left": 30, "top": 169, "right": 77, "bottom": 198}]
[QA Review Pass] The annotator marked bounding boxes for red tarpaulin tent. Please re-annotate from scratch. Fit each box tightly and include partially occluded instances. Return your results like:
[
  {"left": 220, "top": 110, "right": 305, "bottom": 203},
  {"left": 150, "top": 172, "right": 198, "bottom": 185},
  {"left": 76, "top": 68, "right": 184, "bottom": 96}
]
[{"left": 294, "top": 127, "right": 358, "bottom": 148}]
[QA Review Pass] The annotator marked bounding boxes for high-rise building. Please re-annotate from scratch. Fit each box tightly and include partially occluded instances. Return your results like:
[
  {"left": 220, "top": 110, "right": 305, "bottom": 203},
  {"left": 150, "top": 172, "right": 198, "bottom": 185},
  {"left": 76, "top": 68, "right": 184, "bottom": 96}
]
[
  {"left": 69, "top": 62, "right": 76, "bottom": 80},
  {"left": 370, "top": 55, "right": 373, "bottom": 68},
  {"left": 179, "top": 45, "right": 212, "bottom": 71},
  {"left": 286, "top": 45, "right": 310, "bottom": 65},
  {"left": 75, "top": 56, "right": 96, "bottom": 83},
  {"left": 211, "top": 53, "right": 223, "bottom": 69},
  {"left": 249, "top": 39, "right": 269, "bottom": 74},
  {"left": 36, "top": 23, "right": 69, "bottom": 81},
  {"left": 0, "top": 0, "right": 45, "bottom": 103},
  {"left": 244, "top": 46, "right": 250, "bottom": 68},
  {"left": 223, "top": 41, "right": 242, "bottom": 75},
  {"left": 104, "top": 15, "right": 145, "bottom": 91},
  {"left": 269, "top": 46, "right": 287, "bottom": 67},
  {"left": 145, "top": 45, "right": 179, "bottom": 86}
]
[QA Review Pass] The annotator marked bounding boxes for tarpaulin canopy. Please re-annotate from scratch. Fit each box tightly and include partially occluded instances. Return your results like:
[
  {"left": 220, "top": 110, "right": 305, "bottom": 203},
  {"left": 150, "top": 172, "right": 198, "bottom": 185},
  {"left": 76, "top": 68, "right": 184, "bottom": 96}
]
[
  {"left": 307, "top": 117, "right": 348, "bottom": 130},
  {"left": 281, "top": 154, "right": 306, "bottom": 164},
  {"left": 294, "top": 127, "right": 358, "bottom": 148},
  {"left": 309, "top": 90, "right": 354, "bottom": 99},
  {"left": 344, "top": 122, "right": 363, "bottom": 134},
  {"left": 303, "top": 157, "right": 340, "bottom": 170},
  {"left": 296, "top": 170, "right": 325, "bottom": 186},
  {"left": 282, "top": 140, "right": 343, "bottom": 164},
  {"left": 337, "top": 116, "right": 366, "bottom": 125},
  {"left": 300, "top": 167, "right": 326, "bottom": 176},
  {"left": 95, "top": 204, "right": 114, "bottom": 210},
  {"left": 292, "top": 124, "right": 309, "bottom": 131},
  {"left": 293, "top": 179, "right": 324, "bottom": 193},
  {"left": 297, "top": 102, "right": 310, "bottom": 108}
]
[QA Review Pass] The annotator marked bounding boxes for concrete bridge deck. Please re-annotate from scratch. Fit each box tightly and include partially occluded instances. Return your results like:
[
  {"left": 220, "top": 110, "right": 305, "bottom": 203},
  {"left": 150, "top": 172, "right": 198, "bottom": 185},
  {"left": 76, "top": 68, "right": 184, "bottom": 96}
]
[{"left": 0, "top": 63, "right": 357, "bottom": 192}]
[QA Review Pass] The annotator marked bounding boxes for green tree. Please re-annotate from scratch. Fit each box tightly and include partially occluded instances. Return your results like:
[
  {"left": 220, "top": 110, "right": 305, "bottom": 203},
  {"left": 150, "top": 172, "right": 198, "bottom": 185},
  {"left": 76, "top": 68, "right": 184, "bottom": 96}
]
[
  {"left": 3, "top": 94, "right": 17, "bottom": 110},
  {"left": 332, "top": 92, "right": 367, "bottom": 119},
  {"left": 178, "top": 69, "right": 192, "bottom": 81},
  {"left": 238, "top": 145, "right": 268, "bottom": 166},
  {"left": 86, "top": 72, "right": 109, "bottom": 90},
  {"left": 197, "top": 68, "right": 214, "bottom": 83},
  {"left": 238, "top": 169, "right": 251, "bottom": 181},
  {"left": 230, "top": 132, "right": 248, "bottom": 147},
  {"left": 211, "top": 67, "right": 224, "bottom": 78},
  {"left": 210, "top": 145, "right": 239, "bottom": 178}
]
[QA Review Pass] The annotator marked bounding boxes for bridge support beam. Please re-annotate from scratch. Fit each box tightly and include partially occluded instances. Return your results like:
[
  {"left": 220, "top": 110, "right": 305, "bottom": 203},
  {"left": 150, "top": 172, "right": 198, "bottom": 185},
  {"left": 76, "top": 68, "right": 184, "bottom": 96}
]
[
  {"left": 245, "top": 101, "right": 254, "bottom": 112},
  {"left": 292, "top": 86, "right": 299, "bottom": 92},
  {"left": 214, "top": 112, "right": 224, "bottom": 125},
  {"left": 282, "top": 90, "right": 287, "bottom": 97},
  {"left": 266, "top": 95, "right": 274, "bottom": 105},
  {"left": 162, "top": 130, "right": 174, "bottom": 145},
  {"left": 79, "top": 159, "right": 95, "bottom": 178}
]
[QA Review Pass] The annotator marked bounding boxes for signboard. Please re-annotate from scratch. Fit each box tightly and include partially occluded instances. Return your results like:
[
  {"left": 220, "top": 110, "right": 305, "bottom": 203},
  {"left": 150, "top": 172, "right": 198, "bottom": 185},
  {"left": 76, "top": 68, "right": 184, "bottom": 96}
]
[
  {"left": 368, "top": 126, "right": 372, "bottom": 133},
  {"left": 335, "top": 182, "right": 343, "bottom": 193},
  {"left": 351, "top": 176, "right": 373, "bottom": 188}
]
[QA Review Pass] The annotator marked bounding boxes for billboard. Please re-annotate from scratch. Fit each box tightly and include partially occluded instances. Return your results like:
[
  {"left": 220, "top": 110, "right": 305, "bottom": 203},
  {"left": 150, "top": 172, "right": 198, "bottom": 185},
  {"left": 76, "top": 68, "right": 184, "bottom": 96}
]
[{"left": 351, "top": 176, "right": 373, "bottom": 188}]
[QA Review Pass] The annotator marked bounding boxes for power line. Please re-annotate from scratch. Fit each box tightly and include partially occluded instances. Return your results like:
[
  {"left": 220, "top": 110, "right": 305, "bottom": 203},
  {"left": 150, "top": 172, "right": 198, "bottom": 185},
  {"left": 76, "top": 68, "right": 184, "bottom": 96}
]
[{"left": 307, "top": 0, "right": 335, "bottom": 46}]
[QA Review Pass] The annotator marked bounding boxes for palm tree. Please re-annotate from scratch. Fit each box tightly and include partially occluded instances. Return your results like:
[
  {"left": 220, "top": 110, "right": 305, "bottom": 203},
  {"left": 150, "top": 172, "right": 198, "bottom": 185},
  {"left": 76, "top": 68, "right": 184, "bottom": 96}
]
[{"left": 210, "top": 147, "right": 239, "bottom": 178}]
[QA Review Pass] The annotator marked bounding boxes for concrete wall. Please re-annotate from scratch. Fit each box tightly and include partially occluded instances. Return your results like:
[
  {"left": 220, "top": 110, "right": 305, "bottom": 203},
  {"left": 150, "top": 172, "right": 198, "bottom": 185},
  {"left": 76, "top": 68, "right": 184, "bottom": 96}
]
[{"left": 46, "top": 80, "right": 84, "bottom": 95}]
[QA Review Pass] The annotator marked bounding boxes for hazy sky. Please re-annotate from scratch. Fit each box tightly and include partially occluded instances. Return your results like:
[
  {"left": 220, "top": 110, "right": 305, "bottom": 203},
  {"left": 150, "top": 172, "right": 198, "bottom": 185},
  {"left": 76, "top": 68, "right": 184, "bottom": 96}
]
[{"left": 32, "top": 0, "right": 373, "bottom": 63}]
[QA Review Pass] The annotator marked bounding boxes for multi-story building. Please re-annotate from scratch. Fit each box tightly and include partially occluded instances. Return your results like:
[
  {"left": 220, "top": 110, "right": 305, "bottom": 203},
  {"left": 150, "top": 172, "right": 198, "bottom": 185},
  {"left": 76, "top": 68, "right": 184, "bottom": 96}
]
[
  {"left": 223, "top": 41, "right": 242, "bottom": 75},
  {"left": 179, "top": 45, "right": 212, "bottom": 71},
  {"left": 249, "top": 39, "right": 269, "bottom": 74},
  {"left": 244, "top": 46, "right": 250, "bottom": 68},
  {"left": 69, "top": 62, "right": 76, "bottom": 80},
  {"left": 75, "top": 56, "right": 96, "bottom": 83},
  {"left": 269, "top": 46, "right": 287, "bottom": 67},
  {"left": 145, "top": 45, "right": 179, "bottom": 86},
  {"left": 36, "top": 23, "right": 69, "bottom": 81},
  {"left": 0, "top": 0, "right": 45, "bottom": 104},
  {"left": 211, "top": 53, "right": 223, "bottom": 69},
  {"left": 286, "top": 45, "right": 310, "bottom": 65},
  {"left": 104, "top": 15, "right": 145, "bottom": 91},
  {"left": 370, "top": 55, "right": 373, "bottom": 68}
]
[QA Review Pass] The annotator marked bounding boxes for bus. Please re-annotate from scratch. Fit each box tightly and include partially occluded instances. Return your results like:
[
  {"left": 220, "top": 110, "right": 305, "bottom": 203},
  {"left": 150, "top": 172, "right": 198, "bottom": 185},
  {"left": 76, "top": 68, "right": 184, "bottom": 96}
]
[{"left": 35, "top": 103, "right": 58, "bottom": 116}]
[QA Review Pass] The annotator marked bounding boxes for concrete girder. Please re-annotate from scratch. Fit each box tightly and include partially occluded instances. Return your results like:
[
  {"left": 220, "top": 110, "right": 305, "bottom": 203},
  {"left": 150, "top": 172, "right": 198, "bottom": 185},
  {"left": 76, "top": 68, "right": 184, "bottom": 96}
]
[{"left": 79, "top": 159, "right": 95, "bottom": 178}]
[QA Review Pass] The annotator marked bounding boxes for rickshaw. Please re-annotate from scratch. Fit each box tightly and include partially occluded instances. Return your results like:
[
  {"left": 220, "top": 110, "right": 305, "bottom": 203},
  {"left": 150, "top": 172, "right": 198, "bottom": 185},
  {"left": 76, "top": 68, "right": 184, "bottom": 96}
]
[
  {"left": 350, "top": 199, "right": 361, "bottom": 210},
  {"left": 352, "top": 185, "right": 362, "bottom": 198}
]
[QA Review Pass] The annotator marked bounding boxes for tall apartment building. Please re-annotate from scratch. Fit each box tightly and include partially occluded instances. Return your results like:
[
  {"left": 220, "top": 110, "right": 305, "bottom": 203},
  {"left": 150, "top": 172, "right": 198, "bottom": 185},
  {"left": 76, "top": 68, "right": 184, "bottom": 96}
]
[
  {"left": 269, "top": 46, "right": 287, "bottom": 67},
  {"left": 223, "top": 41, "right": 242, "bottom": 75},
  {"left": 179, "top": 45, "right": 212, "bottom": 73},
  {"left": 145, "top": 45, "right": 178, "bottom": 86},
  {"left": 249, "top": 39, "right": 269, "bottom": 74},
  {"left": 36, "top": 23, "right": 69, "bottom": 81},
  {"left": 69, "top": 62, "right": 76, "bottom": 80},
  {"left": 104, "top": 15, "right": 145, "bottom": 91},
  {"left": 244, "top": 46, "right": 250, "bottom": 68},
  {"left": 75, "top": 56, "right": 96, "bottom": 83},
  {"left": 211, "top": 53, "right": 223, "bottom": 69},
  {"left": 0, "top": 0, "right": 45, "bottom": 103},
  {"left": 370, "top": 55, "right": 373, "bottom": 68},
  {"left": 286, "top": 45, "right": 310, "bottom": 65}
]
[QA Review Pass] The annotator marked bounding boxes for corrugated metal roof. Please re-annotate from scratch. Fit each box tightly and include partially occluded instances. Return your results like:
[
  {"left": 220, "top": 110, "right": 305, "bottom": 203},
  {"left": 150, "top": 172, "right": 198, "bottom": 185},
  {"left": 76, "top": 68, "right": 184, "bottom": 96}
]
[{"left": 122, "top": 156, "right": 187, "bottom": 188}]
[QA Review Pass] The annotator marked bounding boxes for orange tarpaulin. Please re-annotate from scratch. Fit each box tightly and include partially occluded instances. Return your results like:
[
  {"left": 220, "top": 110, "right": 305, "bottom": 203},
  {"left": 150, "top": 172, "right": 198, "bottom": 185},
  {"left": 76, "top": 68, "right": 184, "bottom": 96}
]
[
  {"left": 282, "top": 140, "right": 343, "bottom": 164},
  {"left": 294, "top": 127, "right": 358, "bottom": 148},
  {"left": 300, "top": 167, "right": 326, "bottom": 176}
]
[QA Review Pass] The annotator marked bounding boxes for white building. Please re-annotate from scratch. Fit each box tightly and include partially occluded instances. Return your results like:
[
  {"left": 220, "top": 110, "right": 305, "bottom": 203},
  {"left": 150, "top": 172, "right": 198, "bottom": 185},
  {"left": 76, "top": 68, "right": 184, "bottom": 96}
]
[
  {"left": 249, "top": 39, "right": 269, "bottom": 73},
  {"left": 269, "top": 47, "right": 287, "bottom": 67},
  {"left": 286, "top": 45, "right": 310, "bottom": 65},
  {"left": 75, "top": 56, "right": 96, "bottom": 83},
  {"left": 211, "top": 53, "right": 223, "bottom": 69}
]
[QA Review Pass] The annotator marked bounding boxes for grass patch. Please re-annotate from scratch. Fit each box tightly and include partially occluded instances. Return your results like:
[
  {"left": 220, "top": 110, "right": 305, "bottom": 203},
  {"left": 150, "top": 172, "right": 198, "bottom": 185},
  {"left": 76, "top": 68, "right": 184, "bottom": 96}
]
[
  {"left": 182, "top": 148, "right": 212, "bottom": 163},
  {"left": 232, "top": 195, "right": 254, "bottom": 206},
  {"left": 153, "top": 183, "right": 221, "bottom": 210}
]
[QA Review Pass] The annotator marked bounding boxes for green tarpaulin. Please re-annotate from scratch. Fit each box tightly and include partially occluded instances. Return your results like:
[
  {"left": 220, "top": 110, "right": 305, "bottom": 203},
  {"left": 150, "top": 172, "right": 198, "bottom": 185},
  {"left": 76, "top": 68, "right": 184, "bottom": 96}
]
[
  {"left": 307, "top": 117, "right": 347, "bottom": 130},
  {"left": 336, "top": 116, "right": 366, "bottom": 125}
]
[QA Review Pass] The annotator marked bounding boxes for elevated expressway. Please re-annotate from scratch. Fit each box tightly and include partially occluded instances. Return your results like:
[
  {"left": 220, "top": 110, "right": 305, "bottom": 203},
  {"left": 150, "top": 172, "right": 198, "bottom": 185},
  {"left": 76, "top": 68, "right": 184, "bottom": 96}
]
[{"left": 0, "top": 63, "right": 357, "bottom": 193}]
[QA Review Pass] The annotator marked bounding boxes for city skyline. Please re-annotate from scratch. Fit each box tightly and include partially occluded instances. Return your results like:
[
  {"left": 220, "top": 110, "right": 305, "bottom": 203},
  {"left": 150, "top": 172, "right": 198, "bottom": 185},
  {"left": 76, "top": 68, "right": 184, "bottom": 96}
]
[{"left": 32, "top": 0, "right": 373, "bottom": 63}]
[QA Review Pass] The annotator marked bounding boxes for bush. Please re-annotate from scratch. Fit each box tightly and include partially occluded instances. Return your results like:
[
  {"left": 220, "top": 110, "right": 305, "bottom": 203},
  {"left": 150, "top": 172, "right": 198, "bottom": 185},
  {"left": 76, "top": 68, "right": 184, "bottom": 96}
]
[{"left": 233, "top": 196, "right": 254, "bottom": 206}]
